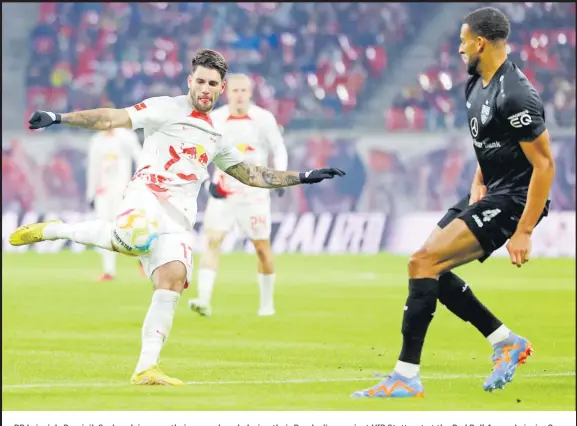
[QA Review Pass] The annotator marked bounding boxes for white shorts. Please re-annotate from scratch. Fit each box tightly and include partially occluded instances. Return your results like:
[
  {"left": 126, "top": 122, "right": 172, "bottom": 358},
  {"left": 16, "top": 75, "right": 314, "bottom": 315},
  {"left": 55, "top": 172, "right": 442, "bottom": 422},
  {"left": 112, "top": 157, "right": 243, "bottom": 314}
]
[
  {"left": 115, "top": 185, "right": 194, "bottom": 287},
  {"left": 203, "top": 196, "right": 271, "bottom": 240}
]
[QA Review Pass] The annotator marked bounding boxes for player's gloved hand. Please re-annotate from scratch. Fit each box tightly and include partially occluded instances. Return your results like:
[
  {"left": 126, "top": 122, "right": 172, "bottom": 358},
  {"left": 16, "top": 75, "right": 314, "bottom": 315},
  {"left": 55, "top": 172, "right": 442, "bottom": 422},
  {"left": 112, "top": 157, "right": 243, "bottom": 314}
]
[
  {"left": 88, "top": 199, "right": 95, "bottom": 210},
  {"left": 274, "top": 188, "right": 286, "bottom": 197},
  {"left": 208, "top": 182, "right": 227, "bottom": 199},
  {"left": 28, "top": 111, "right": 62, "bottom": 130},
  {"left": 299, "top": 168, "right": 346, "bottom": 184}
]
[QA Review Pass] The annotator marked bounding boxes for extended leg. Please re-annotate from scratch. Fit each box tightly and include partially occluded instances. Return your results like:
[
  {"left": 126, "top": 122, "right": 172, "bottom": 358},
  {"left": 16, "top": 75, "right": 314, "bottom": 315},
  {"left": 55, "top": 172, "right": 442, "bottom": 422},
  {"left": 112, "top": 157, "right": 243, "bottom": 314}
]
[
  {"left": 425, "top": 227, "right": 505, "bottom": 340},
  {"left": 10, "top": 219, "right": 115, "bottom": 250},
  {"left": 352, "top": 218, "right": 484, "bottom": 398}
]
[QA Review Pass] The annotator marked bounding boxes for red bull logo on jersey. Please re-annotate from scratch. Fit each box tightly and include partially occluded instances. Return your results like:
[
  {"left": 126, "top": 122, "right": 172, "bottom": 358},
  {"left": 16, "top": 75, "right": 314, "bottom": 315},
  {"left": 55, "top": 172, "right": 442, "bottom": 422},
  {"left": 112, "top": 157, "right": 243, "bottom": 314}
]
[{"left": 182, "top": 145, "right": 209, "bottom": 166}]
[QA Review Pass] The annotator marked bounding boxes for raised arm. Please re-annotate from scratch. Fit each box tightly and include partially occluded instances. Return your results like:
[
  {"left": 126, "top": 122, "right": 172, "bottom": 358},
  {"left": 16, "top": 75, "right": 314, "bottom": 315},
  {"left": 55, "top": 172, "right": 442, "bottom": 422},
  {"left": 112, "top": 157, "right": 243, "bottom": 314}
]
[
  {"left": 60, "top": 109, "right": 132, "bottom": 131},
  {"left": 29, "top": 108, "right": 132, "bottom": 131},
  {"left": 224, "top": 161, "right": 345, "bottom": 188},
  {"left": 28, "top": 97, "right": 170, "bottom": 132}
]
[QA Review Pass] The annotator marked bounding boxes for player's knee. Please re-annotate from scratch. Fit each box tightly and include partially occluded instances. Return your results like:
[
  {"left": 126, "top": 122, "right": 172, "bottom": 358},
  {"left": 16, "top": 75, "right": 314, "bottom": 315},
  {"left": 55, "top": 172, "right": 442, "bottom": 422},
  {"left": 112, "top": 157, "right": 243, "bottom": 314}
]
[
  {"left": 408, "top": 247, "right": 438, "bottom": 278},
  {"left": 152, "top": 261, "right": 187, "bottom": 292}
]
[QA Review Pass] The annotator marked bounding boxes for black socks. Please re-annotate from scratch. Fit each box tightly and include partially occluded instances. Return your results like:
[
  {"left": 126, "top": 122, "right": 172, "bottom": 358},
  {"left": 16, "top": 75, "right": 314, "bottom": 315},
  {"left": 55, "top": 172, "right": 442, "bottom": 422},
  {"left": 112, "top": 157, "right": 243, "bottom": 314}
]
[
  {"left": 399, "top": 278, "right": 439, "bottom": 364},
  {"left": 438, "top": 272, "right": 503, "bottom": 337}
]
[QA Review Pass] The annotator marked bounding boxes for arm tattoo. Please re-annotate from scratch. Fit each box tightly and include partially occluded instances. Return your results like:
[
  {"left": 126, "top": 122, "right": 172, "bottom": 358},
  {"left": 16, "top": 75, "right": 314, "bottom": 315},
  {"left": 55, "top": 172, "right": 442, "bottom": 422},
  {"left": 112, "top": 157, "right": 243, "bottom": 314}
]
[
  {"left": 225, "top": 162, "right": 301, "bottom": 188},
  {"left": 61, "top": 109, "right": 115, "bottom": 131}
]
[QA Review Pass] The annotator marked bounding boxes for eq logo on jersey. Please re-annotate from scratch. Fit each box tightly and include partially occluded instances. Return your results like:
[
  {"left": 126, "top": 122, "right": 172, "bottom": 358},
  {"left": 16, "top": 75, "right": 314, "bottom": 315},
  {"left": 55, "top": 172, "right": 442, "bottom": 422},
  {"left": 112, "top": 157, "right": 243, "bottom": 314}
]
[
  {"left": 236, "top": 144, "right": 256, "bottom": 153},
  {"left": 508, "top": 110, "right": 532, "bottom": 128}
]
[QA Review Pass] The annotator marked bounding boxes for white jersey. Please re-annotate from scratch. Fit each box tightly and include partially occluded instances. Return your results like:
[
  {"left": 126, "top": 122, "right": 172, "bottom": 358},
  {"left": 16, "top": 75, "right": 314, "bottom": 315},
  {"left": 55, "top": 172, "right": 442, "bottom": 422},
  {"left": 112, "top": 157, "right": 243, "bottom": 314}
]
[
  {"left": 86, "top": 128, "right": 141, "bottom": 201},
  {"left": 124, "top": 95, "right": 244, "bottom": 229},
  {"left": 210, "top": 103, "right": 288, "bottom": 202}
]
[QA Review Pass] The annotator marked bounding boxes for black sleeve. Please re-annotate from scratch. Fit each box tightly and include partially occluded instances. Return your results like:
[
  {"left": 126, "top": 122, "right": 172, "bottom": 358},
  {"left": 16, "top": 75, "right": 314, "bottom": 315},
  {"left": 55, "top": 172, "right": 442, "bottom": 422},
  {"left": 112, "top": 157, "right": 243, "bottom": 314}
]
[{"left": 499, "top": 85, "right": 546, "bottom": 142}]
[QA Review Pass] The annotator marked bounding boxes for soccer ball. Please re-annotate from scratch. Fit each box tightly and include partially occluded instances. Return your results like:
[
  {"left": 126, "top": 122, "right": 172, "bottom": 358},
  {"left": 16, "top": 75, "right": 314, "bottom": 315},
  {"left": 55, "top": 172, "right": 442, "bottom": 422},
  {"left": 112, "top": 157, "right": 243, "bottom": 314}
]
[{"left": 112, "top": 209, "right": 159, "bottom": 256}]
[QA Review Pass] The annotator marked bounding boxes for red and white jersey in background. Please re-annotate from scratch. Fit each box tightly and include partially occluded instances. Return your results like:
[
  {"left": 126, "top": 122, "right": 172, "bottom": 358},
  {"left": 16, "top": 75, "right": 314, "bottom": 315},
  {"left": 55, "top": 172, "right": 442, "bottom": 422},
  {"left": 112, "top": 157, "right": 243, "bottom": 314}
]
[
  {"left": 86, "top": 128, "right": 141, "bottom": 202},
  {"left": 210, "top": 103, "right": 288, "bottom": 203},
  {"left": 124, "top": 95, "right": 244, "bottom": 229}
]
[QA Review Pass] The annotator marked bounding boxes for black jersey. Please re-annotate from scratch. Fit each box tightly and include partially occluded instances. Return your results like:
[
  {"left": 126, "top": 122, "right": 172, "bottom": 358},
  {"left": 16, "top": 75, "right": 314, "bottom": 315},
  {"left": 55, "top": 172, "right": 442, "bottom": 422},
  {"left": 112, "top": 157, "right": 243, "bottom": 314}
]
[{"left": 465, "top": 60, "right": 547, "bottom": 199}]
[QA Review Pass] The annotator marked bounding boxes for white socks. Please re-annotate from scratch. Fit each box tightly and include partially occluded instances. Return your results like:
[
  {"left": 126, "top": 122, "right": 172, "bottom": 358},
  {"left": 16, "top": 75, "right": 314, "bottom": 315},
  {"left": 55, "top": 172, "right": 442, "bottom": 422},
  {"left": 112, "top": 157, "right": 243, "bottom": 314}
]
[
  {"left": 102, "top": 250, "right": 117, "bottom": 276},
  {"left": 135, "top": 289, "right": 180, "bottom": 374},
  {"left": 394, "top": 360, "right": 420, "bottom": 378},
  {"left": 43, "top": 220, "right": 113, "bottom": 250},
  {"left": 197, "top": 268, "right": 217, "bottom": 306},
  {"left": 487, "top": 324, "right": 511, "bottom": 346},
  {"left": 258, "top": 273, "right": 275, "bottom": 313}
]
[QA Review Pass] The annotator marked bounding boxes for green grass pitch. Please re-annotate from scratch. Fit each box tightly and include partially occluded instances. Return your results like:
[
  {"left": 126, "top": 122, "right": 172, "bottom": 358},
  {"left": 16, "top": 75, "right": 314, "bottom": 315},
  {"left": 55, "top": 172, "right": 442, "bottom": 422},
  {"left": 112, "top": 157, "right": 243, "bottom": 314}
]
[{"left": 2, "top": 251, "right": 575, "bottom": 410}]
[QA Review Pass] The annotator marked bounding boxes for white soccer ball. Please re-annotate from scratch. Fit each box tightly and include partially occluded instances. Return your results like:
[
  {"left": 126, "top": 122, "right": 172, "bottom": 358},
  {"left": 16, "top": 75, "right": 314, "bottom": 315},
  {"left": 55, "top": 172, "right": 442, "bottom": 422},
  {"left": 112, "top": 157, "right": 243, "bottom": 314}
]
[{"left": 113, "top": 209, "right": 159, "bottom": 256}]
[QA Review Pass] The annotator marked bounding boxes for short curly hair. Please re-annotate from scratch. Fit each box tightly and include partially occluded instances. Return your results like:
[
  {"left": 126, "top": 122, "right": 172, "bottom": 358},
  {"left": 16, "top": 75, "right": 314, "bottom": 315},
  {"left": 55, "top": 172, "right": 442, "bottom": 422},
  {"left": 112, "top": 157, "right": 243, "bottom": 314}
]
[
  {"left": 191, "top": 49, "right": 228, "bottom": 80},
  {"left": 464, "top": 7, "right": 510, "bottom": 41}
]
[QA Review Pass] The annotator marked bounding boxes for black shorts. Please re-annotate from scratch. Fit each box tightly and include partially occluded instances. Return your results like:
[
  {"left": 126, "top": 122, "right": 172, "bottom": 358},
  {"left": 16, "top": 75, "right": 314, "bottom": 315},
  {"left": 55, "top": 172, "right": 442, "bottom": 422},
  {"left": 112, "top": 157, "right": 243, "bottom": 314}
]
[{"left": 437, "top": 194, "right": 549, "bottom": 263}]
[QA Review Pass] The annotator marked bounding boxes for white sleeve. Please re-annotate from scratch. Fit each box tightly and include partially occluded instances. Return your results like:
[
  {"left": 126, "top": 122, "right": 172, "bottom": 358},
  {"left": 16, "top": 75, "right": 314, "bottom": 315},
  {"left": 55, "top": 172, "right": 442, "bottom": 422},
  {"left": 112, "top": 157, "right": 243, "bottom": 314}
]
[
  {"left": 86, "top": 135, "right": 100, "bottom": 201},
  {"left": 124, "top": 96, "right": 171, "bottom": 131},
  {"left": 264, "top": 113, "right": 288, "bottom": 171},
  {"left": 212, "top": 135, "right": 245, "bottom": 172}
]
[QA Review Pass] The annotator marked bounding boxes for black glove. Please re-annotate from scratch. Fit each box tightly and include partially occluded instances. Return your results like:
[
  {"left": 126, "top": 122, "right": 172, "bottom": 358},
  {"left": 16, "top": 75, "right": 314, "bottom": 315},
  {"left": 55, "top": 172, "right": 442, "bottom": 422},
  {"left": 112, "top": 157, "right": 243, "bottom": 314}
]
[
  {"left": 208, "top": 182, "right": 227, "bottom": 199},
  {"left": 299, "top": 168, "right": 346, "bottom": 184},
  {"left": 29, "top": 111, "right": 61, "bottom": 130},
  {"left": 88, "top": 199, "right": 95, "bottom": 210},
  {"left": 274, "top": 188, "right": 286, "bottom": 197}
]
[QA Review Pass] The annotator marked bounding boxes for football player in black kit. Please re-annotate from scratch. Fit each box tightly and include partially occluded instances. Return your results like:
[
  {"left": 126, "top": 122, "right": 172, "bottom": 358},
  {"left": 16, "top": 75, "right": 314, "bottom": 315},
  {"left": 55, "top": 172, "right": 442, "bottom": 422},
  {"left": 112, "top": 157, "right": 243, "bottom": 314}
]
[{"left": 352, "top": 7, "right": 555, "bottom": 398}]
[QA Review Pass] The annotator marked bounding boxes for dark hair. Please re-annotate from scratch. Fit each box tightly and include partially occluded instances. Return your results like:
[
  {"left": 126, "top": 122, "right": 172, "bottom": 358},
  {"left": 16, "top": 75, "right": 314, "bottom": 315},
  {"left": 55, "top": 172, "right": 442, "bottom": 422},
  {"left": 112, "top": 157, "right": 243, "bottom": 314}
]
[
  {"left": 464, "top": 7, "right": 510, "bottom": 41},
  {"left": 191, "top": 49, "right": 228, "bottom": 80}
]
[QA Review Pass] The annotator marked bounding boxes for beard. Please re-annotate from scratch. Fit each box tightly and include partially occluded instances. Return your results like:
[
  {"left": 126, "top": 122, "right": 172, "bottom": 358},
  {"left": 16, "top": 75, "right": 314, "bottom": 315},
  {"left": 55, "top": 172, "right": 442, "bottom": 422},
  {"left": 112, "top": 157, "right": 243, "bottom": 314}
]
[
  {"left": 466, "top": 55, "right": 481, "bottom": 76},
  {"left": 190, "top": 93, "right": 214, "bottom": 113}
]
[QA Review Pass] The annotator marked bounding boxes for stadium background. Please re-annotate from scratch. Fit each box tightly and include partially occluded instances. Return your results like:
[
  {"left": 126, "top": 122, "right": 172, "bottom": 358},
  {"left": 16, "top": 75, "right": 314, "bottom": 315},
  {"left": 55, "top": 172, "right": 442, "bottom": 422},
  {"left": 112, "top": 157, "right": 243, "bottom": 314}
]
[{"left": 1, "top": 2, "right": 575, "bottom": 412}]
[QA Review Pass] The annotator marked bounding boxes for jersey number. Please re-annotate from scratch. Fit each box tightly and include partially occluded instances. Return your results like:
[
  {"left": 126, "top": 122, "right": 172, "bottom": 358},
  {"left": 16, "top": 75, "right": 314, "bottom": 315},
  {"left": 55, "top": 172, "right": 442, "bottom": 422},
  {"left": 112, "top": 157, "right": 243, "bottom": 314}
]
[
  {"left": 472, "top": 208, "right": 501, "bottom": 228},
  {"left": 180, "top": 242, "right": 193, "bottom": 265}
]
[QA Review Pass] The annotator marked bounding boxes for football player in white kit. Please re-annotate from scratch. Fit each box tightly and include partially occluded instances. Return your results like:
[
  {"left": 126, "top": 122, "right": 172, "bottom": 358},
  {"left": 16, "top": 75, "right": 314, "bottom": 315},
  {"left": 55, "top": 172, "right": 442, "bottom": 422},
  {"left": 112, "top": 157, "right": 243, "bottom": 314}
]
[
  {"left": 10, "top": 49, "right": 345, "bottom": 386},
  {"left": 188, "top": 74, "right": 287, "bottom": 317},
  {"left": 86, "top": 128, "right": 142, "bottom": 281}
]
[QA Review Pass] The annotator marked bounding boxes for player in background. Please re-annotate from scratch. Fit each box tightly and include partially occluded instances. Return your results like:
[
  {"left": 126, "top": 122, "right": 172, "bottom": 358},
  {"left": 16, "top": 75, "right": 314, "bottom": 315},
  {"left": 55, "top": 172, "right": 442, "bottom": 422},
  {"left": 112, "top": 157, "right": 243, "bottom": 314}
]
[
  {"left": 86, "top": 128, "right": 142, "bottom": 281},
  {"left": 352, "top": 8, "right": 555, "bottom": 398},
  {"left": 10, "top": 49, "right": 345, "bottom": 386},
  {"left": 188, "top": 74, "right": 287, "bottom": 317}
]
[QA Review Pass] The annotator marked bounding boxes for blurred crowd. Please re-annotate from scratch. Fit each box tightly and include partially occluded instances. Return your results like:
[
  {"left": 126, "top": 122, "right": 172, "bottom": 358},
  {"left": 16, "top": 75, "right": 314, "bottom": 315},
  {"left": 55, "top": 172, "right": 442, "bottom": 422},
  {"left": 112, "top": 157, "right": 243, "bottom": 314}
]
[
  {"left": 26, "top": 2, "right": 434, "bottom": 128},
  {"left": 25, "top": 3, "right": 575, "bottom": 131},
  {"left": 390, "top": 2, "right": 576, "bottom": 131}
]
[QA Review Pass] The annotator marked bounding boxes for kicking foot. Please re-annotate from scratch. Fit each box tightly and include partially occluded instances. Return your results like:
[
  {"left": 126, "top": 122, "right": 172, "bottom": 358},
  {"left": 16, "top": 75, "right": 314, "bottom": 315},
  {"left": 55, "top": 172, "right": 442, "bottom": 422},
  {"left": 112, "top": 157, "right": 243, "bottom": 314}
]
[{"left": 9, "top": 220, "right": 62, "bottom": 246}]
